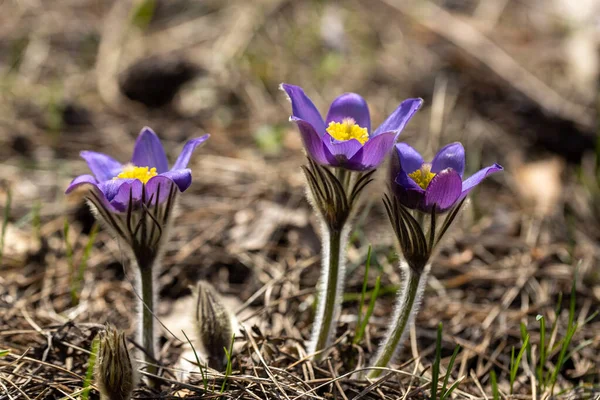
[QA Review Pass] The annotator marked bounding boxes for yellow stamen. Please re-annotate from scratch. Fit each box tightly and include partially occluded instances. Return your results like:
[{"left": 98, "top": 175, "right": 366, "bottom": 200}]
[
  {"left": 115, "top": 164, "right": 157, "bottom": 184},
  {"left": 326, "top": 118, "right": 369, "bottom": 145},
  {"left": 408, "top": 164, "right": 436, "bottom": 189}
]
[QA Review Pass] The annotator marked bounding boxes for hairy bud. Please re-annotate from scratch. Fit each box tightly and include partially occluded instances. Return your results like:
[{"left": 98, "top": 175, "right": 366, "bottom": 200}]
[
  {"left": 95, "top": 326, "right": 137, "bottom": 400},
  {"left": 194, "top": 281, "right": 233, "bottom": 370}
]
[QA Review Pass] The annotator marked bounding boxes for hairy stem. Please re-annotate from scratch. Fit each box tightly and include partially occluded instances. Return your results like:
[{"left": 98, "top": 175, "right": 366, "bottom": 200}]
[
  {"left": 367, "top": 262, "right": 430, "bottom": 379},
  {"left": 309, "top": 223, "right": 349, "bottom": 359},
  {"left": 138, "top": 261, "right": 158, "bottom": 379}
]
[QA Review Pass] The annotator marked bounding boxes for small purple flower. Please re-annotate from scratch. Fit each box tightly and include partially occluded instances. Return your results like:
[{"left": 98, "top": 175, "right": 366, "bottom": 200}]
[
  {"left": 390, "top": 142, "right": 502, "bottom": 213},
  {"left": 66, "top": 127, "right": 209, "bottom": 212},
  {"left": 281, "top": 83, "right": 422, "bottom": 171}
]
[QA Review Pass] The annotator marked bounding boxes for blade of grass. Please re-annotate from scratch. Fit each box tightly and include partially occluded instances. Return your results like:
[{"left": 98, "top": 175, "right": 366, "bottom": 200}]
[
  {"left": 71, "top": 224, "right": 99, "bottom": 306},
  {"left": 0, "top": 350, "right": 9, "bottom": 357},
  {"left": 431, "top": 322, "right": 443, "bottom": 400},
  {"left": 0, "top": 188, "right": 12, "bottom": 264},
  {"left": 490, "top": 370, "right": 499, "bottom": 400},
  {"left": 220, "top": 333, "right": 235, "bottom": 393},
  {"left": 440, "top": 345, "right": 460, "bottom": 400},
  {"left": 354, "top": 245, "right": 372, "bottom": 339},
  {"left": 510, "top": 334, "right": 529, "bottom": 394},
  {"left": 536, "top": 315, "right": 546, "bottom": 386},
  {"left": 549, "top": 271, "right": 579, "bottom": 395},
  {"left": 520, "top": 322, "right": 532, "bottom": 371},
  {"left": 181, "top": 330, "right": 208, "bottom": 390},
  {"left": 343, "top": 284, "right": 398, "bottom": 302},
  {"left": 63, "top": 219, "right": 74, "bottom": 281},
  {"left": 81, "top": 336, "right": 99, "bottom": 400},
  {"left": 354, "top": 275, "right": 381, "bottom": 344}
]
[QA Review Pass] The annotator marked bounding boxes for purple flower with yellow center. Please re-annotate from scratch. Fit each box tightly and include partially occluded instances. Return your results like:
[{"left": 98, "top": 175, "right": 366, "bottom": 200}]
[
  {"left": 281, "top": 84, "right": 422, "bottom": 171},
  {"left": 390, "top": 142, "right": 503, "bottom": 213},
  {"left": 66, "top": 127, "right": 209, "bottom": 212},
  {"left": 64, "top": 126, "right": 209, "bottom": 379},
  {"left": 367, "top": 143, "right": 502, "bottom": 379}
]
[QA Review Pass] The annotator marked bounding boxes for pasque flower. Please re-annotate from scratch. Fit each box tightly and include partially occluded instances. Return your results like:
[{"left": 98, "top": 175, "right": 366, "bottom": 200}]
[
  {"left": 390, "top": 142, "right": 502, "bottom": 213},
  {"left": 367, "top": 141, "right": 502, "bottom": 379},
  {"left": 66, "top": 127, "right": 209, "bottom": 212},
  {"left": 65, "top": 126, "right": 209, "bottom": 382},
  {"left": 281, "top": 84, "right": 422, "bottom": 171},
  {"left": 282, "top": 84, "right": 423, "bottom": 361}
]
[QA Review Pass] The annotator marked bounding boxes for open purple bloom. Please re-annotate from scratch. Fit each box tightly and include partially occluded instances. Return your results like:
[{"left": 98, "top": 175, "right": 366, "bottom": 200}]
[
  {"left": 66, "top": 127, "right": 209, "bottom": 212},
  {"left": 390, "top": 142, "right": 502, "bottom": 213},
  {"left": 281, "top": 83, "right": 423, "bottom": 171}
]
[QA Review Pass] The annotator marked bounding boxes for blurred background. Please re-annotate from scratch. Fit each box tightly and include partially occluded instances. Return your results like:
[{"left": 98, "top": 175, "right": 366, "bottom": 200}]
[{"left": 1, "top": 0, "right": 599, "bottom": 396}]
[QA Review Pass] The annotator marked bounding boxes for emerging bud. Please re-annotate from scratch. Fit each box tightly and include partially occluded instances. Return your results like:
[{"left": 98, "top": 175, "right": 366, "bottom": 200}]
[
  {"left": 194, "top": 281, "right": 233, "bottom": 370},
  {"left": 95, "top": 326, "right": 137, "bottom": 400}
]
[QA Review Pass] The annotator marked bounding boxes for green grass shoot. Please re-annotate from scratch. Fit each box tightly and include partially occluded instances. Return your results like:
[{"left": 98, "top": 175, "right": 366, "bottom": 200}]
[
  {"left": 354, "top": 275, "right": 381, "bottom": 345},
  {"left": 355, "top": 245, "right": 372, "bottom": 334},
  {"left": 536, "top": 314, "right": 546, "bottom": 385},
  {"left": 509, "top": 334, "right": 529, "bottom": 394},
  {"left": 81, "top": 335, "right": 99, "bottom": 400},
  {"left": 70, "top": 223, "right": 98, "bottom": 305},
  {"left": 490, "top": 370, "right": 499, "bottom": 400},
  {"left": 0, "top": 350, "right": 9, "bottom": 357},
  {"left": 0, "top": 187, "right": 12, "bottom": 265},
  {"left": 431, "top": 322, "right": 443, "bottom": 400},
  {"left": 182, "top": 330, "right": 208, "bottom": 390},
  {"left": 63, "top": 218, "right": 74, "bottom": 273},
  {"left": 131, "top": 0, "right": 156, "bottom": 29},
  {"left": 440, "top": 345, "right": 460, "bottom": 400},
  {"left": 220, "top": 333, "right": 235, "bottom": 393},
  {"left": 548, "top": 272, "right": 579, "bottom": 395}
]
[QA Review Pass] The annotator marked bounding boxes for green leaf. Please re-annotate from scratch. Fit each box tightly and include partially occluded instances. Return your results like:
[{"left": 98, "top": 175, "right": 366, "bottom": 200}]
[
  {"left": 81, "top": 336, "right": 99, "bottom": 400},
  {"left": 131, "top": 0, "right": 156, "bottom": 30}
]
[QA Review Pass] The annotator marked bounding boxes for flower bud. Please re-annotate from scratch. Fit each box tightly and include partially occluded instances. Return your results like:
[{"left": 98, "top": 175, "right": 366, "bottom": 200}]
[
  {"left": 95, "top": 325, "right": 137, "bottom": 400},
  {"left": 194, "top": 281, "right": 233, "bottom": 370}
]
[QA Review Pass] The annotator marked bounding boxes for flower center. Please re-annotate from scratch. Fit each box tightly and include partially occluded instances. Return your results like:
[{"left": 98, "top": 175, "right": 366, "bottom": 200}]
[
  {"left": 408, "top": 164, "right": 436, "bottom": 189},
  {"left": 115, "top": 164, "right": 157, "bottom": 184},
  {"left": 326, "top": 118, "right": 369, "bottom": 145}
]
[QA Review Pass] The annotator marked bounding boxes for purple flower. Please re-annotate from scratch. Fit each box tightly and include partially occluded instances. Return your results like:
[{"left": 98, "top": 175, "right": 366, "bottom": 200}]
[
  {"left": 390, "top": 142, "right": 502, "bottom": 213},
  {"left": 66, "top": 127, "right": 209, "bottom": 212},
  {"left": 281, "top": 83, "right": 422, "bottom": 171}
]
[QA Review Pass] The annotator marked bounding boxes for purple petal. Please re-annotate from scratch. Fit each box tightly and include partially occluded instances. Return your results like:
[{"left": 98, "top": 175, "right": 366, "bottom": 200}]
[
  {"left": 292, "top": 117, "right": 334, "bottom": 165},
  {"left": 281, "top": 84, "right": 325, "bottom": 135},
  {"left": 79, "top": 151, "right": 123, "bottom": 182},
  {"left": 131, "top": 127, "right": 169, "bottom": 173},
  {"left": 323, "top": 133, "right": 363, "bottom": 165},
  {"left": 143, "top": 175, "right": 180, "bottom": 204},
  {"left": 394, "top": 169, "right": 424, "bottom": 192},
  {"left": 171, "top": 134, "right": 210, "bottom": 170},
  {"left": 347, "top": 131, "right": 396, "bottom": 170},
  {"left": 98, "top": 179, "right": 144, "bottom": 212},
  {"left": 155, "top": 169, "right": 192, "bottom": 193},
  {"left": 373, "top": 98, "right": 423, "bottom": 137},
  {"left": 394, "top": 143, "right": 424, "bottom": 173},
  {"left": 65, "top": 174, "right": 99, "bottom": 194},
  {"left": 325, "top": 93, "right": 371, "bottom": 132},
  {"left": 424, "top": 169, "right": 462, "bottom": 212},
  {"left": 460, "top": 163, "right": 503, "bottom": 197},
  {"left": 391, "top": 170, "right": 425, "bottom": 210},
  {"left": 431, "top": 142, "right": 465, "bottom": 177}
]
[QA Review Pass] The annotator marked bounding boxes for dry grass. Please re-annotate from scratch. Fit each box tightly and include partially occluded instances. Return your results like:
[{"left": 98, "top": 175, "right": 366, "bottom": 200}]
[{"left": 1, "top": 0, "right": 599, "bottom": 398}]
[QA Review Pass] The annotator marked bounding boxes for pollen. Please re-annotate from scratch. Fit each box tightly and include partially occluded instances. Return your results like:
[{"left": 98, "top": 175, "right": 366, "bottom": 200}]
[
  {"left": 326, "top": 118, "right": 369, "bottom": 145},
  {"left": 408, "top": 164, "right": 436, "bottom": 189},
  {"left": 115, "top": 164, "right": 158, "bottom": 184}
]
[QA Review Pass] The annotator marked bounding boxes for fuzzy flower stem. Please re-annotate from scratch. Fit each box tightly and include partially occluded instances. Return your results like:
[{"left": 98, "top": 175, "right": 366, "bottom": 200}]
[
  {"left": 367, "top": 261, "right": 430, "bottom": 379},
  {"left": 301, "top": 159, "right": 375, "bottom": 359},
  {"left": 138, "top": 262, "right": 158, "bottom": 378},
  {"left": 310, "top": 223, "right": 349, "bottom": 359}
]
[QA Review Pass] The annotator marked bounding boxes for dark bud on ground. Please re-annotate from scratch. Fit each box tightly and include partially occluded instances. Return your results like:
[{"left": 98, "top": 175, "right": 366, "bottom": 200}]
[
  {"left": 95, "top": 325, "right": 137, "bottom": 400},
  {"left": 194, "top": 281, "right": 233, "bottom": 370}
]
